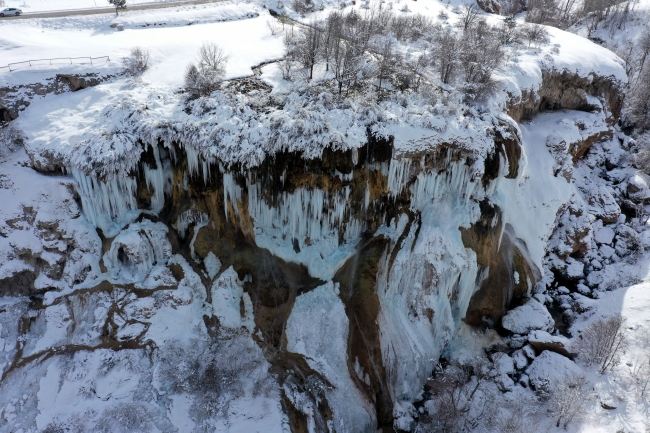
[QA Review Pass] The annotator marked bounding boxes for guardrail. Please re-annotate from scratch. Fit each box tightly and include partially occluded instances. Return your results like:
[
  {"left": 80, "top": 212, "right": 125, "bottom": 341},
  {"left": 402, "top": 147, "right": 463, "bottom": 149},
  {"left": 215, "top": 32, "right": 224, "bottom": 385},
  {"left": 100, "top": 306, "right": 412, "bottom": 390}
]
[{"left": 0, "top": 56, "right": 111, "bottom": 72}]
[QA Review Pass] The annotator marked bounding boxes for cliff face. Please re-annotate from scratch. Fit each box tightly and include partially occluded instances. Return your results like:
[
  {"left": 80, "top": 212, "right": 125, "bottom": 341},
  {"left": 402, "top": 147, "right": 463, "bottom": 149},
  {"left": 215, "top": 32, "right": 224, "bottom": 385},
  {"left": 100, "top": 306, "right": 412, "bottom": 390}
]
[
  {"left": 30, "top": 118, "right": 528, "bottom": 430},
  {"left": 0, "top": 34, "right": 629, "bottom": 433}
]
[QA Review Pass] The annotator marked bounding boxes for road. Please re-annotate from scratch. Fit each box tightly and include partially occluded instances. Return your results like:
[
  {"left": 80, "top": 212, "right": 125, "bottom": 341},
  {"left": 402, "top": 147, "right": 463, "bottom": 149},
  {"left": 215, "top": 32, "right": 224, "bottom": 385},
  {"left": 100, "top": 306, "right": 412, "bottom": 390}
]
[{"left": 1, "top": 0, "right": 227, "bottom": 20}]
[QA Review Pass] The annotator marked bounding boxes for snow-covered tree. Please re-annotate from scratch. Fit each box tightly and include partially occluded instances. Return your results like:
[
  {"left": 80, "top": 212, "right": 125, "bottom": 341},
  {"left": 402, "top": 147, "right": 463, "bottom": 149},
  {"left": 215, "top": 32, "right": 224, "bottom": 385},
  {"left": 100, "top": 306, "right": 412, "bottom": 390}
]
[{"left": 108, "top": 0, "right": 126, "bottom": 16}]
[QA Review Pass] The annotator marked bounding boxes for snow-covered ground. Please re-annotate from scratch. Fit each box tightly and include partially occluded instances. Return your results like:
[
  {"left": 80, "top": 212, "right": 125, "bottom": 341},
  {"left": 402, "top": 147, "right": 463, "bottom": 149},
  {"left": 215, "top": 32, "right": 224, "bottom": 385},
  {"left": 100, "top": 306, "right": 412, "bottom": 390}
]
[{"left": 0, "top": 2, "right": 282, "bottom": 87}]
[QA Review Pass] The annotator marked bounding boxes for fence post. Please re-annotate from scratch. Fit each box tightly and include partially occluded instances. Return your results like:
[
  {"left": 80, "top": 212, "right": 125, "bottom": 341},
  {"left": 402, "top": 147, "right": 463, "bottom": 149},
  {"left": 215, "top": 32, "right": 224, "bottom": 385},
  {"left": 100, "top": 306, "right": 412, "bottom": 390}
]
[{"left": 90, "top": 57, "right": 93, "bottom": 66}]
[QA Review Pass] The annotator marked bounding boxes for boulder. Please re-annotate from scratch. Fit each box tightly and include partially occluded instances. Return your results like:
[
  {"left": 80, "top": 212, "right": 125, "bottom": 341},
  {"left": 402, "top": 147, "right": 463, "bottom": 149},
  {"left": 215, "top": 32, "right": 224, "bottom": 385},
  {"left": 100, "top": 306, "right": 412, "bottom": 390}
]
[
  {"left": 526, "top": 351, "right": 583, "bottom": 390},
  {"left": 501, "top": 299, "right": 554, "bottom": 335},
  {"left": 528, "top": 330, "right": 576, "bottom": 359},
  {"left": 512, "top": 349, "right": 529, "bottom": 370}
]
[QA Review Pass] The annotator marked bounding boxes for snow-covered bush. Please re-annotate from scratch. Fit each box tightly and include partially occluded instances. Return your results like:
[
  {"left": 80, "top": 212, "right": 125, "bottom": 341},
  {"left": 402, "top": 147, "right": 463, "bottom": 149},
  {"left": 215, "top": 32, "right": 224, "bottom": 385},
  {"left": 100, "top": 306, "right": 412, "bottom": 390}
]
[
  {"left": 266, "top": 18, "right": 281, "bottom": 36},
  {"left": 155, "top": 335, "right": 269, "bottom": 419},
  {"left": 122, "top": 46, "right": 150, "bottom": 75},
  {"left": 95, "top": 403, "right": 154, "bottom": 433},
  {"left": 548, "top": 376, "right": 592, "bottom": 429},
  {"left": 521, "top": 23, "right": 550, "bottom": 48},
  {"left": 184, "top": 42, "right": 229, "bottom": 97},
  {"left": 416, "top": 357, "right": 496, "bottom": 432},
  {"left": 575, "top": 314, "right": 628, "bottom": 373},
  {"left": 630, "top": 349, "right": 650, "bottom": 398}
]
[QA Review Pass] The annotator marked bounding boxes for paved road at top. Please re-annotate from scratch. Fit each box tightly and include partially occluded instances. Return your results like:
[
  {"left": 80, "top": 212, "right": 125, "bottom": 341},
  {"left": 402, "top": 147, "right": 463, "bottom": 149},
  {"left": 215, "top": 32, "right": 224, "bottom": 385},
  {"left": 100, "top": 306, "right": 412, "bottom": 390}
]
[{"left": 2, "top": 0, "right": 227, "bottom": 20}]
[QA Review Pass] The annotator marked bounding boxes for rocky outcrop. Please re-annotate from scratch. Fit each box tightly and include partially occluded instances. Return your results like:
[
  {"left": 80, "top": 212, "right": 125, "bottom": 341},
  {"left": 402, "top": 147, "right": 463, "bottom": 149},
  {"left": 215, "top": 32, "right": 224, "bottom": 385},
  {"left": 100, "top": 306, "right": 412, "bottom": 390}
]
[
  {"left": 507, "top": 69, "right": 624, "bottom": 125},
  {"left": 476, "top": 0, "right": 500, "bottom": 14}
]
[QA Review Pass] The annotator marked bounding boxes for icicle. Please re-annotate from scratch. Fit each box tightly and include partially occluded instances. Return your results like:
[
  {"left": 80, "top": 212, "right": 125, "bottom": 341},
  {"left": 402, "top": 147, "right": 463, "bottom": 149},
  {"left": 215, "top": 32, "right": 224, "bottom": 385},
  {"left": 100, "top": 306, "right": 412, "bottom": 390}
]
[
  {"left": 387, "top": 158, "right": 412, "bottom": 199},
  {"left": 364, "top": 184, "right": 370, "bottom": 211},
  {"left": 71, "top": 168, "right": 139, "bottom": 237},
  {"left": 173, "top": 207, "right": 209, "bottom": 239},
  {"left": 242, "top": 174, "right": 356, "bottom": 245},
  {"left": 223, "top": 172, "right": 242, "bottom": 222},
  {"left": 143, "top": 145, "right": 172, "bottom": 215}
]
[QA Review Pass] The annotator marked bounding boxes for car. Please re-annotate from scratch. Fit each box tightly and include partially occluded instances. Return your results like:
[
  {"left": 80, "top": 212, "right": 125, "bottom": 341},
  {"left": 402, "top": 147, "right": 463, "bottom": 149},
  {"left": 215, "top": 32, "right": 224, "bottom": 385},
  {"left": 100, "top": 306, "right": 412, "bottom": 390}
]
[{"left": 0, "top": 7, "right": 22, "bottom": 16}]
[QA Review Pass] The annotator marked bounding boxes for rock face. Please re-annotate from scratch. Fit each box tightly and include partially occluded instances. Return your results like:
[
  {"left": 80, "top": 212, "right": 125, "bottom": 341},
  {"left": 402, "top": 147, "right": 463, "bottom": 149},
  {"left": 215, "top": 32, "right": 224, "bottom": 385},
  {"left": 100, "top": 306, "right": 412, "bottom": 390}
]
[
  {"left": 507, "top": 69, "right": 624, "bottom": 125},
  {"left": 476, "top": 0, "right": 500, "bottom": 14},
  {"left": 6, "top": 126, "right": 532, "bottom": 430}
]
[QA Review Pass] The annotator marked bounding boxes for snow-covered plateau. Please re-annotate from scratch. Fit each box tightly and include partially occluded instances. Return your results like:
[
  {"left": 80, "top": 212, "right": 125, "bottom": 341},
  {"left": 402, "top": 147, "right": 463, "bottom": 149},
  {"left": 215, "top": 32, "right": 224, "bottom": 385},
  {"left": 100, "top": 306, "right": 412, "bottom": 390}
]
[{"left": 1, "top": 0, "right": 650, "bottom": 432}]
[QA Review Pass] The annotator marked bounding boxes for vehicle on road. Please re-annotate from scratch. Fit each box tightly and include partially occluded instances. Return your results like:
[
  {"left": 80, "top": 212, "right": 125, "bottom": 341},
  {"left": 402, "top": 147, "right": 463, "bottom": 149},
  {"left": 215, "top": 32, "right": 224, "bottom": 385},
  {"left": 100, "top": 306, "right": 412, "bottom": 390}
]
[{"left": 0, "top": 7, "right": 22, "bottom": 16}]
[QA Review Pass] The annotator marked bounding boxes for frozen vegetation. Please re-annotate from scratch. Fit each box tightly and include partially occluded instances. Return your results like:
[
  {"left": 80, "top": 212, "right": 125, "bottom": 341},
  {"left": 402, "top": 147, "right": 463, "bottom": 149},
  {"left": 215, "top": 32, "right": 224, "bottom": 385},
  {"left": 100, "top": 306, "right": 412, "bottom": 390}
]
[{"left": 1, "top": 0, "right": 650, "bottom": 432}]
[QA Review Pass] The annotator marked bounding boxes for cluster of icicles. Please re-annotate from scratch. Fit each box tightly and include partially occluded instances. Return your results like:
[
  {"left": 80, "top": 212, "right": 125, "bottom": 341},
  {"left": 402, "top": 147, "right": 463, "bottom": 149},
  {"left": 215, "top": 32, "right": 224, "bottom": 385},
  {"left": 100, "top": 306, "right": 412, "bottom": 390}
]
[{"left": 70, "top": 144, "right": 495, "bottom": 243}]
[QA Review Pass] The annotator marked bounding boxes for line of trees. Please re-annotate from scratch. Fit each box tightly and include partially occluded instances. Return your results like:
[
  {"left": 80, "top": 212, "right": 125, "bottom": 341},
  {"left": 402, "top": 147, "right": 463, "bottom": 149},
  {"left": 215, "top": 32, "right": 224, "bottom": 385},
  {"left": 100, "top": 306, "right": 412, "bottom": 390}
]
[
  {"left": 280, "top": 6, "right": 548, "bottom": 100},
  {"left": 525, "top": 0, "right": 638, "bottom": 32}
]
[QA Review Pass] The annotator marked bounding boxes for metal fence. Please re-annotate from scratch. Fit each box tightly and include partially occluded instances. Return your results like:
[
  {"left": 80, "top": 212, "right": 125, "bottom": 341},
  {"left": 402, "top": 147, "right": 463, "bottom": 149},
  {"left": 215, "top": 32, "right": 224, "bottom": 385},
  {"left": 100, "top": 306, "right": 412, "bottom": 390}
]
[{"left": 0, "top": 56, "right": 111, "bottom": 72}]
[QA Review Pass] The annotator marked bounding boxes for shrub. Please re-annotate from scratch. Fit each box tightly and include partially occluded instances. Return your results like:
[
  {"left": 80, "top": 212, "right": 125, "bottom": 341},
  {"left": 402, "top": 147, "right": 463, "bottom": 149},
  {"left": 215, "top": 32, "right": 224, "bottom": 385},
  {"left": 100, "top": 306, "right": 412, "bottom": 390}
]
[
  {"left": 548, "top": 376, "right": 592, "bottom": 429},
  {"left": 95, "top": 403, "right": 153, "bottom": 433},
  {"left": 122, "top": 47, "right": 150, "bottom": 75},
  {"left": 521, "top": 23, "right": 550, "bottom": 48},
  {"left": 575, "top": 314, "right": 628, "bottom": 373},
  {"left": 416, "top": 357, "right": 495, "bottom": 432}
]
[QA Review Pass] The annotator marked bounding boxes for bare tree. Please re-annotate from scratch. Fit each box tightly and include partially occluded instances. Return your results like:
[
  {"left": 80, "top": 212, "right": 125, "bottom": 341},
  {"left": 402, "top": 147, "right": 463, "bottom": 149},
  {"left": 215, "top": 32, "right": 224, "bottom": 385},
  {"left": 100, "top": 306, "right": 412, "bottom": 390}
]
[
  {"left": 374, "top": 38, "right": 399, "bottom": 91},
  {"left": 437, "top": 30, "right": 460, "bottom": 84},
  {"left": 266, "top": 19, "right": 282, "bottom": 36},
  {"left": 521, "top": 23, "right": 550, "bottom": 48},
  {"left": 459, "top": 3, "right": 480, "bottom": 32},
  {"left": 636, "top": 26, "right": 650, "bottom": 80},
  {"left": 548, "top": 376, "right": 592, "bottom": 429},
  {"left": 460, "top": 24, "right": 504, "bottom": 85},
  {"left": 185, "top": 42, "right": 230, "bottom": 97},
  {"left": 320, "top": 12, "right": 343, "bottom": 72},
  {"left": 122, "top": 47, "right": 150, "bottom": 75},
  {"left": 630, "top": 353, "right": 650, "bottom": 398},
  {"left": 497, "top": 15, "right": 522, "bottom": 46},
  {"left": 575, "top": 314, "right": 628, "bottom": 373},
  {"left": 197, "top": 42, "right": 229, "bottom": 78}
]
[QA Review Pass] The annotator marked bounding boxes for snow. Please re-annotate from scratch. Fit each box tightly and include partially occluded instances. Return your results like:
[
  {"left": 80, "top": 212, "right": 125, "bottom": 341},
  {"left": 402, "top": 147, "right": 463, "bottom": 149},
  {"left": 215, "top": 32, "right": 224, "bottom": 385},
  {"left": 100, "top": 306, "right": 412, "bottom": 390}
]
[
  {"left": 496, "top": 109, "right": 611, "bottom": 271},
  {"left": 526, "top": 350, "right": 584, "bottom": 390},
  {"left": 1, "top": 4, "right": 283, "bottom": 87},
  {"left": 594, "top": 226, "right": 616, "bottom": 245},
  {"left": 501, "top": 299, "right": 554, "bottom": 334},
  {"left": 286, "top": 282, "right": 375, "bottom": 432},
  {"left": 210, "top": 267, "right": 255, "bottom": 331},
  {"left": 0, "top": 148, "right": 102, "bottom": 293}
]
